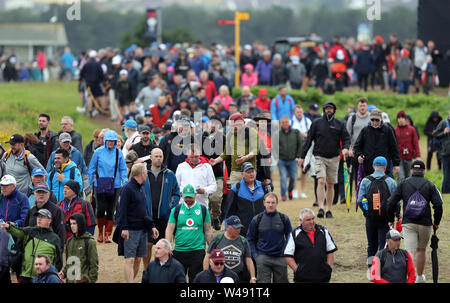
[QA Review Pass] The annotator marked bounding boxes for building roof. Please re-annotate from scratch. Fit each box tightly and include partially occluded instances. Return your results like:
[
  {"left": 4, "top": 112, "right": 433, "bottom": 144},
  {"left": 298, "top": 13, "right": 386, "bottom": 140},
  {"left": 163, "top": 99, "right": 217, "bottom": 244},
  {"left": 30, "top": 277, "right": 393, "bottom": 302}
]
[{"left": 0, "top": 23, "right": 68, "bottom": 46}]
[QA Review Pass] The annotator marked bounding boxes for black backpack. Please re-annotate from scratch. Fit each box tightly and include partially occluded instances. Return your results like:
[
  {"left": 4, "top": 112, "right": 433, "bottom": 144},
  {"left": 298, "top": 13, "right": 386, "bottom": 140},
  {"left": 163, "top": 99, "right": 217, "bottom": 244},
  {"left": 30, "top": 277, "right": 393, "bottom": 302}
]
[{"left": 366, "top": 175, "right": 390, "bottom": 221}]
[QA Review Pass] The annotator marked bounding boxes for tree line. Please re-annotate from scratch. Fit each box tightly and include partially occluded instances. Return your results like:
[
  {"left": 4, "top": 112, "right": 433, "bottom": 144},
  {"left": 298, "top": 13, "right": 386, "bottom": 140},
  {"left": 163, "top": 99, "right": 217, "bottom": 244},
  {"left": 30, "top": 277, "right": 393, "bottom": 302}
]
[{"left": 0, "top": 3, "right": 417, "bottom": 55}]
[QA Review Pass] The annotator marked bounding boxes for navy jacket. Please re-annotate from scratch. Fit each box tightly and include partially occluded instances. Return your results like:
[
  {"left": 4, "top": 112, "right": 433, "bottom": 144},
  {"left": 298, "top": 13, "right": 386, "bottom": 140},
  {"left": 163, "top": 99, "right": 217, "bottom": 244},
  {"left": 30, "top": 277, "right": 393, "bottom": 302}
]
[
  {"left": 192, "top": 267, "right": 239, "bottom": 283},
  {"left": 31, "top": 265, "right": 62, "bottom": 283},
  {"left": 119, "top": 178, "right": 151, "bottom": 230},
  {"left": 246, "top": 210, "right": 292, "bottom": 259},
  {"left": 141, "top": 256, "right": 186, "bottom": 283}
]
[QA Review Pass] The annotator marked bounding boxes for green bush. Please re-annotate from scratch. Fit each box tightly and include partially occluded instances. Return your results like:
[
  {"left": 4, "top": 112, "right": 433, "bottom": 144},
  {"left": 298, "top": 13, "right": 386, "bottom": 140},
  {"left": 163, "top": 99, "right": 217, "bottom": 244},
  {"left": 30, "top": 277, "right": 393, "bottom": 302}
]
[{"left": 232, "top": 86, "right": 450, "bottom": 134}]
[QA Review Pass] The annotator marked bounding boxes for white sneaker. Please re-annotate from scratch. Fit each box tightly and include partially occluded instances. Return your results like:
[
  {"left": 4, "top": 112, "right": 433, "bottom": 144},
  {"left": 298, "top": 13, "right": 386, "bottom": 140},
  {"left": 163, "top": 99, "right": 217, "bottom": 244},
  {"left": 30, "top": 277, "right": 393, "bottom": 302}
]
[
  {"left": 415, "top": 274, "right": 426, "bottom": 283},
  {"left": 91, "top": 109, "right": 99, "bottom": 117},
  {"left": 300, "top": 192, "right": 308, "bottom": 199},
  {"left": 76, "top": 106, "right": 86, "bottom": 114}
]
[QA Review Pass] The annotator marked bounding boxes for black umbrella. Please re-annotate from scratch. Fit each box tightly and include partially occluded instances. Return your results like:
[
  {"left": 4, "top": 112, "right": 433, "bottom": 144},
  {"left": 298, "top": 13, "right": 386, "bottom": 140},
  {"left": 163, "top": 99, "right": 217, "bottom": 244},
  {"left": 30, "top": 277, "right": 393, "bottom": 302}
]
[{"left": 430, "top": 226, "right": 439, "bottom": 283}]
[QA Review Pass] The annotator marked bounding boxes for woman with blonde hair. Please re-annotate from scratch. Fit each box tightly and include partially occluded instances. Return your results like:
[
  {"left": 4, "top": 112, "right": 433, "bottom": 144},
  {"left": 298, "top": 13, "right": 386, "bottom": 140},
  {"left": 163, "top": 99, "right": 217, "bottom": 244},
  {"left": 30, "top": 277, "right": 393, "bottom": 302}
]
[{"left": 212, "top": 85, "right": 233, "bottom": 110}]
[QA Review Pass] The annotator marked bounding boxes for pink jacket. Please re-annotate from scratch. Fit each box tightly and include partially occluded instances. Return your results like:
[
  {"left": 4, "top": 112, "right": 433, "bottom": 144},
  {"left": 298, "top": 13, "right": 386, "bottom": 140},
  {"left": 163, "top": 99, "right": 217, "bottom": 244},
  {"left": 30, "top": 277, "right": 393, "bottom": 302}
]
[{"left": 241, "top": 72, "right": 258, "bottom": 87}]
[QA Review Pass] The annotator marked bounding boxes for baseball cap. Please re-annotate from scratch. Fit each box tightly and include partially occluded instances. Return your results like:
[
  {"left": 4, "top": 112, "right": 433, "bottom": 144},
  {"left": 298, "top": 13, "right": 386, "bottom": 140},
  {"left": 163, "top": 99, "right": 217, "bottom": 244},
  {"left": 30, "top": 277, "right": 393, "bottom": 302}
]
[
  {"left": 6, "top": 134, "right": 24, "bottom": 145},
  {"left": 244, "top": 44, "right": 252, "bottom": 51},
  {"left": 210, "top": 249, "right": 226, "bottom": 262},
  {"left": 139, "top": 125, "right": 151, "bottom": 134},
  {"left": 112, "top": 55, "right": 121, "bottom": 65},
  {"left": 386, "top": 229, "right": 403, "bottom": 240},
  {"left": 370, "top": 109, "right": 382, "bottom": 120},
  {"left": 33, "top": 182, "right": 50, "bottom": 193},
  {"left": 144, "top": 110, "right": 152, "bottom": 117},
  {"left": 124, "top": 119, "right": 138, "bottom": 129},
  {"left": 241, "top": 162, "right": 255, "bottom": 172},
  {"left": 182, "top": 184, "right": 196, "bottom": 198},
  {"left": 368, "top": 104, "right": 377, "bottom": 111},
  {"left": 0, "top": 175, "right": 16, "bottom": 186},
  {"left": 201, "top": 116, "right": 210, "bottom": 123},
  {"left": 381, "top": 112, "right": 390, "bottom": 123},
  {"left": 412, "top": 160, "right": 425, "bottom": 170},
  {"left": 119, "top": 69, "right": 128, "bottom": 76},
  {"left": 34, "top": 208, "right": 52, "bottom": 219},
  {"left": 89, "top": 50, "right": 97, "bottom": 58},
  {"left": 309, "top": 104, "right": 319, "bottom": 111},
  {"left": 229, "top": 113, "right": 244, "bottom": 122},
  {"left": 59, "top": 132, "right": 72, "bottom": 143},
  {"left": 373, "top": 156, "right": 387, "bottom": 167},
  {"left": 32, "top": 168, "right": 46, "bottom": 177},
  {"left": 226, "top": 216, "right": 244, "bottom": 228}
]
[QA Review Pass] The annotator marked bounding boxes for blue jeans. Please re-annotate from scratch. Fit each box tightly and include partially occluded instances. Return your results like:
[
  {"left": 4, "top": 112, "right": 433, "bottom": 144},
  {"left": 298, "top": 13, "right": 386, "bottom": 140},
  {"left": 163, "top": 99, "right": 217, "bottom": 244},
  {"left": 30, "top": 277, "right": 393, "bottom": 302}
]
[
  {"left": 278, "top": 160, "right": 298, "bottom": 197},
  {"left": 442, "top": 156, "right": 450, "bottom": 194},
  {"left": 365, "top": 218, "right": 390, "bottom": 258},
  {"left": 397, "top": 79, "right": 410, "bottom": 94}
]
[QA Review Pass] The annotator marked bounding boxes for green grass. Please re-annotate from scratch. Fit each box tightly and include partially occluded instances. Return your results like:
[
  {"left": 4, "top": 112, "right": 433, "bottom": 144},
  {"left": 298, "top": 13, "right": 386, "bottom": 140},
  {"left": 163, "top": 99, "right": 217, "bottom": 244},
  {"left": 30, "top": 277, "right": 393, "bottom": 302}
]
[{"left": 0, "top": 81, "right": 108, "bottom": 148}]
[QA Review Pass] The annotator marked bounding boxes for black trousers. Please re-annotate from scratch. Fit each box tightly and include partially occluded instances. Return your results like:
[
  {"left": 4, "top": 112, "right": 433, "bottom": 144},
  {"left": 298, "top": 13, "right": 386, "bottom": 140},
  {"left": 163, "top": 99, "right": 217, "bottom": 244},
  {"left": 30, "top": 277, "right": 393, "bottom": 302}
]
[
  {"left": 96, "top": 188, "right": 120, "bottom": 221},
  {"left": 173, "top": 249, "right": 205, "bottom": 283}
]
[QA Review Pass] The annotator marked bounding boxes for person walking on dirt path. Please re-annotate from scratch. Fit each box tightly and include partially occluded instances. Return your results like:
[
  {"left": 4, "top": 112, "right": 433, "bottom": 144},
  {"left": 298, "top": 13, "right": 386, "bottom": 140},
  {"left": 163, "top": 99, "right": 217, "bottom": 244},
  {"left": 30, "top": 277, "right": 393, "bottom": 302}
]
[{"left": 298, "top": 102, "right": 350, "bottom": 219}]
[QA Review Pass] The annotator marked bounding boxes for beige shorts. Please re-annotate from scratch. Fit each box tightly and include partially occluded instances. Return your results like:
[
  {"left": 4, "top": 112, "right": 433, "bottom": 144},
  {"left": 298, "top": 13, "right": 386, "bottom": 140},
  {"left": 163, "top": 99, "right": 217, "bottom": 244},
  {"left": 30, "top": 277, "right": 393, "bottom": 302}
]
[
  {"left": 314, "top": 156, "right": 340, "bottom": 184},
  {"left": 402, "top": 223, "right": 432, "bottom": 250}
]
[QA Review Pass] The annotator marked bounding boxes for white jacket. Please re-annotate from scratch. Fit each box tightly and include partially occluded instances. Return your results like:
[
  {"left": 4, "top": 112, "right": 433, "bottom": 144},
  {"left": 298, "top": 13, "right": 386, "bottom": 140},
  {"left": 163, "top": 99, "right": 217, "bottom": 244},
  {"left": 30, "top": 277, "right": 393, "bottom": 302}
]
[{"left": 175, "top": 159, "right": 217, "bottom": 207}]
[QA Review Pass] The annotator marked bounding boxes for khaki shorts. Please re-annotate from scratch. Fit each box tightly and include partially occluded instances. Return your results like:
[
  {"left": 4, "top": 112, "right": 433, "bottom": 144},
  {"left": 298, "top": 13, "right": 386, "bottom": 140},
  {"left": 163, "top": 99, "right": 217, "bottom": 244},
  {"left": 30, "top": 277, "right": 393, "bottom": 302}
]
[
  {"left": 402, "top": 223, "right": 432, "bottom": 250},
  {"left": 314, "top": 156, "right": 340, "bottom": 184}
]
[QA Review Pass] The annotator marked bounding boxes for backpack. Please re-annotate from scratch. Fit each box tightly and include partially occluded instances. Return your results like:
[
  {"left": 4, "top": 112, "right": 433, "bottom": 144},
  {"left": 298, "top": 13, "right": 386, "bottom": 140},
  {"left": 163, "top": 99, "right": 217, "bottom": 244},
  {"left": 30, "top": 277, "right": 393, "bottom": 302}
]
[
  {"left": 211, "top": 233, "right": 247, "bottom": 251},
  {"left": 9, "top": 234, "right": 34, "bottom": 277},
  {"left": 366, "top": 175, "right": 390, "bottom": 220},
  {"left": 4, "top": 149, "right": 32, "bottom": 176},
  {"left": 403, "top": 181, "right": 428, "bottom": 220},
  {"left": 61, "top": 199, "right": 89, "bottom": 226},
  {"left": 275, "top": 95, "right": 294, "bottom": 119},
  {"left": 49, "top": 166, "right": 76, "bottom": 190},
  {"left": 67, "top": 236, "right": 90, "bottom": 270},
  {"left": 172, "top": 203, "right": 207, "bottom": 235},
  {"left": 254, "top": 211, "right": 287, "bottom": 244}
]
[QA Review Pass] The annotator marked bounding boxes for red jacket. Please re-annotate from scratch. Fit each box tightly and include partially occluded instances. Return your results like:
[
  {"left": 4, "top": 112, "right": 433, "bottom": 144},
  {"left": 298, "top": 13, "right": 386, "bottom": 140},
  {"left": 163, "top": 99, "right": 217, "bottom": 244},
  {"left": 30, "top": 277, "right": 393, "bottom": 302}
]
[
  {"left": 254, "top": 97, "right": 271, "bottom": 111},
  {"left": 150, "top": 104, "right": 172, "bottom": 128},
  {"left": 371, "top": 250, "right": 415, "bottom": 283},
  {"left": 59, "top": 197, "right": 95, "bottom": 241},
  {"left": 201, "top": 81, "right": 217, "bottom": 104},
  {"left": 395, "top": 124, "right": 421, "bottom": 160}
]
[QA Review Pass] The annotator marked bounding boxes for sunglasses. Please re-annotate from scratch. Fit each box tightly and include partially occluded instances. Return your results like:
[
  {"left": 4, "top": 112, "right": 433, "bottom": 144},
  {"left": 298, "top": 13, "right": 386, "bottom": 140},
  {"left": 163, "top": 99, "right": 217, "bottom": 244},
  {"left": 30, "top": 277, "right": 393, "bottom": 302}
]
[
  {"left": 371, "top": 119, "right": 380, "bottom": 122},
  {"left": 213, "top": 261, "right": 225, "bottom": 266}
]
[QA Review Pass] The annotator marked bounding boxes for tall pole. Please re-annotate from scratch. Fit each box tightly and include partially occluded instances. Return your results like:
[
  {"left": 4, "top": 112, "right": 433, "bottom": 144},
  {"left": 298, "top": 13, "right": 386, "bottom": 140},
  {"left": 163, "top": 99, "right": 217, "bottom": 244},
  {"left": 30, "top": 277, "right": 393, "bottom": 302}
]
[{"left": 234, "top": 12, "right": 241, "bottom": 88}]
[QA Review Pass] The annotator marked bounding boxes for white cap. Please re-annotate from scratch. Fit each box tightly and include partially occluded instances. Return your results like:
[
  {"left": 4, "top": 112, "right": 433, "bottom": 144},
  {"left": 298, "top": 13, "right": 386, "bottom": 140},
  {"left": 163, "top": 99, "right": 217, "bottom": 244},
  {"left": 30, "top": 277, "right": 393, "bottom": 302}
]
[
  {"left": 89, "top": 50, "right": 97, "bottom": 58},
  {"left": 112, "top": 55, "right": 122, "bottom": 65},
  {"left": 244, "top": 44, "right": 252, "bottom": 51},
  {"left": 0, "top": 175, "right": 16, "bottom": 186},
  {"left": 159, "top": 44, "right": 167, "bottom": 51},
  {"left": 382, "top": 112, "right": 390, "bottom": 123},
  {"left": 119, "top": 69, "right": 128, "bottom": 76},
  {"left": 291, "top": 56, "right": 300, "bottom": 64}
]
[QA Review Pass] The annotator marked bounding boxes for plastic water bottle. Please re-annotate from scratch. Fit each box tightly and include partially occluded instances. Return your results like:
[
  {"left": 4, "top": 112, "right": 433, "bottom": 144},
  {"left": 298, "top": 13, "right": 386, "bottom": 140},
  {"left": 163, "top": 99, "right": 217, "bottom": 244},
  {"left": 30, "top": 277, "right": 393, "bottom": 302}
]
[{"left": 362, "top": 198, "right": 369, "bottom": 211}]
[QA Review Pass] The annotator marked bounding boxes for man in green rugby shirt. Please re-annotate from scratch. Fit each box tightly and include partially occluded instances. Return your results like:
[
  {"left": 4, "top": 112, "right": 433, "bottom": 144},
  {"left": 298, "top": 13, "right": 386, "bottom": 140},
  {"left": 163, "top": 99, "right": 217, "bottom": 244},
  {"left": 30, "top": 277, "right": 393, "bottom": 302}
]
[{"left": 165, "top": 184, "right": 213, "bottom": 282}]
